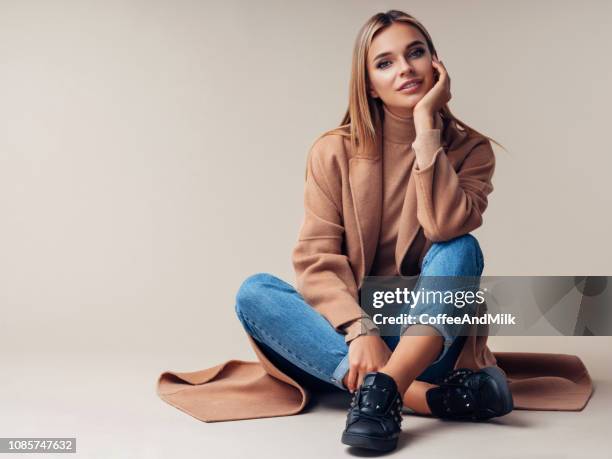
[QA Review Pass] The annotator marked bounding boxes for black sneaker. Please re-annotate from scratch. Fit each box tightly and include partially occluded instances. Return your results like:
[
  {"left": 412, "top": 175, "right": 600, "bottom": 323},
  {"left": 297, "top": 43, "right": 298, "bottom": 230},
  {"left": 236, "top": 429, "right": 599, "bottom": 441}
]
[
  {"left": 426, "top": 366, "right": 514, "bottom": 421},
  {"left": 341, "top": 372, "right": 403, "bottom": 452}
]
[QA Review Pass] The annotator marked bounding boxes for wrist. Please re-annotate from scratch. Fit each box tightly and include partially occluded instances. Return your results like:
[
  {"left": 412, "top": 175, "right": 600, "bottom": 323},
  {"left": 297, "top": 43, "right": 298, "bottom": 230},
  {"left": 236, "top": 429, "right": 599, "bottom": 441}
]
[
  {"left": 344, "top": 319, "right": 380, "bottom": 344},
  {"left": 349, "top": 333, "right": 381, "bottom": 346},
  {"left": 415, "top": 118, "right": 435, "bottom": 133},
  {"left": 413, "top": 109, "right": 435, "bottom": 131}
]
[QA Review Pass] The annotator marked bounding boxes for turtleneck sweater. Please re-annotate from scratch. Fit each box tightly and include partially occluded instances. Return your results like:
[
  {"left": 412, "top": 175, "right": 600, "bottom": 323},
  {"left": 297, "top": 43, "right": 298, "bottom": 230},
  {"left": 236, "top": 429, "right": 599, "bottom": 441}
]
[
  {"left": 342, "top": 104, "right": 444, "bottom": 342},
  {"left": 370, "top": 104, "right": 444, "bottom": 275},
  {"left": 370, "top": 105, "right": 422, "bottom": 276}
]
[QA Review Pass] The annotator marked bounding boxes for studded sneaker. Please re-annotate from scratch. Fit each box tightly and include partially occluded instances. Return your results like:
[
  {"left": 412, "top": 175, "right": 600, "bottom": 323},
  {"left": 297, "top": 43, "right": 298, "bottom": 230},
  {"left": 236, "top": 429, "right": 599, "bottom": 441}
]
[
  {"left": 426, "top": 366, "right": 514, "bottom": 421},
  {"left": 341, "top": 372, "right": 403, "bottom": 452}
]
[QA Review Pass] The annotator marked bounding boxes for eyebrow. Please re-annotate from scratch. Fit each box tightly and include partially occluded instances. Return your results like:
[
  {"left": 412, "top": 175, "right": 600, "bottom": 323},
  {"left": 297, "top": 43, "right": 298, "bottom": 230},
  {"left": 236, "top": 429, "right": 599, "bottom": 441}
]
[{"left": 372, "top": 40, "right": 426, "bottom": 62}]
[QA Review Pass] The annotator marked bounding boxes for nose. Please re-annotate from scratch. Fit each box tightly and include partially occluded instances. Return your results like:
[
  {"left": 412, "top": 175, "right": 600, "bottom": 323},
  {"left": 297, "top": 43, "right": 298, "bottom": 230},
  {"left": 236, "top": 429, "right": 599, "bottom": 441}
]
[{"left": 398, "top": 56, "right": 415, "bottom": 75}]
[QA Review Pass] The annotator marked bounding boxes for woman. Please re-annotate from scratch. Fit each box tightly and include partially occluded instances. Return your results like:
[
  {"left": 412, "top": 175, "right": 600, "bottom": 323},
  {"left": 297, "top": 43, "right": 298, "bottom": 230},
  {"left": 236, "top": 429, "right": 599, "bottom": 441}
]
[{"left": 234, "top": 10, "right": 512, "bottom": 452}]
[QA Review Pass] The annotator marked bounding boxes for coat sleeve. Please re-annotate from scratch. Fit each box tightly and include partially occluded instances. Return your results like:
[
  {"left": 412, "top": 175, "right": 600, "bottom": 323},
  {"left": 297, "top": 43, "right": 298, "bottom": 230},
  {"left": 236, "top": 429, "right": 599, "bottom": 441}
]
[
  {"left": 411, "top": 130, "right": 496, "bottom": 242},
  {"left": 291, "top": 137, "right": 365, "bottom": 331}
]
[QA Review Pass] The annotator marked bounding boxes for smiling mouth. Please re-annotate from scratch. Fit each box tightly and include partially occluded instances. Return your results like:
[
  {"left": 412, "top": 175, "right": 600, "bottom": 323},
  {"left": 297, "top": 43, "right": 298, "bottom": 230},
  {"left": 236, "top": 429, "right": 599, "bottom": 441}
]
[{"left": 398, "top": 80, "right": 422, "bottom": 92}]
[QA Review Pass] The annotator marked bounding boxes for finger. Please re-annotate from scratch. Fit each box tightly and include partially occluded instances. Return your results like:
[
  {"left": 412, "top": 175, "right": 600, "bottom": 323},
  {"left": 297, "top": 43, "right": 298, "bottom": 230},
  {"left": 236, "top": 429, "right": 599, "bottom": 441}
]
[
  {"left": 432, "top": 58, "right": 445, "bottom": 68},
  {"left": 433, "top": 61, "right": 450, "bottom": 86},
  {"left": 357, "top": 365, "right": 374, "bottom": 388},
  {"left": 433, "top": 60, "right": 447, "bottom": 75},
  {"left": 347, "top": 366, "right": 358, "bottom": 393},
  {"left": 342, "top": 370, "right": 351, "bottom": 392},
  {"left": 356, "top": 368, "right": 365, "bottom": 389},
  {"left": 431, "top": 62, "right": 446, "bottom": 81}
]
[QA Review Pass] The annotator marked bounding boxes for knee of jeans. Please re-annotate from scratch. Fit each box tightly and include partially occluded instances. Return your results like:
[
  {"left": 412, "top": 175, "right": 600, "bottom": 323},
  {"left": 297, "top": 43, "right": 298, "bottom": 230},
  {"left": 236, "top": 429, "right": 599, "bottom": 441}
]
[
  {"left": 424, "top": 233, "right": 484, "bottom": 275},
  {"left": 235, "top": 272, "right": 279, "bottom": 323}
]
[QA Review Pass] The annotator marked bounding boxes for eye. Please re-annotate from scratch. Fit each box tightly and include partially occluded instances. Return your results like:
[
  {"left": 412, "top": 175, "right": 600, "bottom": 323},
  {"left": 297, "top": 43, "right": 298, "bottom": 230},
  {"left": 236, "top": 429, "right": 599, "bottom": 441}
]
[
  {"left": 408, "top": 47, "right": 425, "bottom": 59},
  {"left": 375, "top": 47, "right": 426, "bottom": 70}
]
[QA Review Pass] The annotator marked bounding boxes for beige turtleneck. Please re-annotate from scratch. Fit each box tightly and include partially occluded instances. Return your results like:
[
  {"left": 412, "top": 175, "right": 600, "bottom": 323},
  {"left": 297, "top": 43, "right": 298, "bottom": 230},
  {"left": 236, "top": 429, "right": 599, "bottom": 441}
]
[
  {"left": 370, "top": 104, "right": 444, "bottom": 277},
  {"left": 342, "top": 104, "right": 444, "bottom": 342}
]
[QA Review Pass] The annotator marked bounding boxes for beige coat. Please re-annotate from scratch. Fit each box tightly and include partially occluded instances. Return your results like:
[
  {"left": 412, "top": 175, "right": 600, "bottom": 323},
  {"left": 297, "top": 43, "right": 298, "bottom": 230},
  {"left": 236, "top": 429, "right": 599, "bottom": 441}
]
[{"left": 157, "top": 118, "right": 593, "bottom": 422}]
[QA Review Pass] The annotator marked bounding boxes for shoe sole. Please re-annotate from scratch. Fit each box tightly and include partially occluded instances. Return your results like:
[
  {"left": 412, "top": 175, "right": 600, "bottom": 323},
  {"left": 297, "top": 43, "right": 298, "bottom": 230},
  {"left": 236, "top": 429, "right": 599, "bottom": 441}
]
[
  {"left": 341, "top": 431, "right": 398, "bottom": 452},
  {"left": 480, "top": 366, "right": 514, "bottom": 417}
]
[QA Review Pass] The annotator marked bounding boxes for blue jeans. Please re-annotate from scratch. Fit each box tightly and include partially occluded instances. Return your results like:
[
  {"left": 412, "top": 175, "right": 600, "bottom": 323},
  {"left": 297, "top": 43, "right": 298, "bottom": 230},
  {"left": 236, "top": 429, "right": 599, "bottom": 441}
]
[{"left": 235, "top": 233, "right": 484, "bottom": 392}]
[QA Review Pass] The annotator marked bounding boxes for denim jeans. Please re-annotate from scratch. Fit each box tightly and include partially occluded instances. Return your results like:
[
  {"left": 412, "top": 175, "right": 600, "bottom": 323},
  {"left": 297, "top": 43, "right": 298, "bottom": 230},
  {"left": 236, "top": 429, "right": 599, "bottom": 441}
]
[{"left": 234, "top": 233, "right": 484, "bottom": 392}]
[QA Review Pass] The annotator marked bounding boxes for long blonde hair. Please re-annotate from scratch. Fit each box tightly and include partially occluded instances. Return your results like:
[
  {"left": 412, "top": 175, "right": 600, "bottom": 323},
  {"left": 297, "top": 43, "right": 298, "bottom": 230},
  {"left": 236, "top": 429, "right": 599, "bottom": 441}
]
[{"left": 309, "top": 9, "right": 503, "bottom": 169}]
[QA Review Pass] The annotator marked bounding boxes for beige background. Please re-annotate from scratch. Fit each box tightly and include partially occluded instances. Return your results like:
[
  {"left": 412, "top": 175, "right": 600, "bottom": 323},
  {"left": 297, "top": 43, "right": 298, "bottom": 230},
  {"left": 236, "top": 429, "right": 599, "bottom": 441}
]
[{"left": 1, "top": 1, "right": 611, "bottom": 457}]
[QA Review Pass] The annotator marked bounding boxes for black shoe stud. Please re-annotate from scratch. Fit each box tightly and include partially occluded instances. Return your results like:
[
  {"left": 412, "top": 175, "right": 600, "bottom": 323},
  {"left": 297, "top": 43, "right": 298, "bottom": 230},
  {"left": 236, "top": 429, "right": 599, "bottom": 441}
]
[{"left": 426, "top": 366, "right": 514, "bottom": 421}]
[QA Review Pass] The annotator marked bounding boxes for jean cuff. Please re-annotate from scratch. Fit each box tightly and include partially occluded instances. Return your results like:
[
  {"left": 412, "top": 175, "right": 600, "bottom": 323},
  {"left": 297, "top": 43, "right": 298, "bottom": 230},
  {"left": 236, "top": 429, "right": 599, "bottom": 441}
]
[
  {"left": 401, "top": 322, "right": 455, "bottom": 366},
  {"left": 430, "top": 333, "right": 455, "bottom": 365},
  {"left": 330, "top": 353, "right": 350, "bottom": 390}
]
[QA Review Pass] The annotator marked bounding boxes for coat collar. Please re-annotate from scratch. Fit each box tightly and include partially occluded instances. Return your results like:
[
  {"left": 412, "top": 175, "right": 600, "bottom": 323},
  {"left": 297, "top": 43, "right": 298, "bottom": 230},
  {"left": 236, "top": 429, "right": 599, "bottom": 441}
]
[{"left": 348, "top": 155, "right": 382, "bottom": 287}]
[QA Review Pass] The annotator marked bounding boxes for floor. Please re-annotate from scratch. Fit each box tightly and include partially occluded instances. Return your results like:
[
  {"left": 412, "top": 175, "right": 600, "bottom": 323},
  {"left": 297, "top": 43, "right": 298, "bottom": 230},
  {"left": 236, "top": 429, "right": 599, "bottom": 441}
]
[{"left": 1, "top": 343, "right": 610, "bottom": 459}]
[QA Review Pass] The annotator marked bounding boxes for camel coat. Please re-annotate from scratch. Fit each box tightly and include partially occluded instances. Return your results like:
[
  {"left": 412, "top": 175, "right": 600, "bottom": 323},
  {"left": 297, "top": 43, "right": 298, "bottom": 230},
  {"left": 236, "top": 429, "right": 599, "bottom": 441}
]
[{"left": 157, "top": 115, "right": 593, "bottom": 422}]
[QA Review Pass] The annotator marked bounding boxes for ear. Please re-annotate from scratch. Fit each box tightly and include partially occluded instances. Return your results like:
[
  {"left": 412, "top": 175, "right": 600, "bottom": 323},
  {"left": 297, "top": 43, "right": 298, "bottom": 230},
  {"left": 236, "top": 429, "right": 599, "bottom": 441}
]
[{"left": 369, "top": 87, "right": 379, "bottom": 99}]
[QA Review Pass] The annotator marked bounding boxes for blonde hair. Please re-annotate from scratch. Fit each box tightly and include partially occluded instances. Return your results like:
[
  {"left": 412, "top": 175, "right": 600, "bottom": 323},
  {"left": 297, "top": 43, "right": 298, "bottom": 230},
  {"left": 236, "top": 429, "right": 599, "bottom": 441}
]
[{"left": 307, "top": 9, "right": 503, "bottom": 174}]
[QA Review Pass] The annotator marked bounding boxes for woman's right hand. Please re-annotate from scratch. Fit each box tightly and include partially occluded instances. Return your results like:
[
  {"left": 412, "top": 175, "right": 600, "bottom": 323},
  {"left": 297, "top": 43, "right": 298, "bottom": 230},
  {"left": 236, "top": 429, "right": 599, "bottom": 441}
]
[{"left": 343, "top": 335, "right": 392, "bottom": 393}]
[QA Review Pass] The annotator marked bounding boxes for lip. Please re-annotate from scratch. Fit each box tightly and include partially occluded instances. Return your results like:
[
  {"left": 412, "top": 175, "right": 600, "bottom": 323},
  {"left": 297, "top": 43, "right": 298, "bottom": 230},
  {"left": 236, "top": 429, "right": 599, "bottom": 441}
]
[{"left": 397, "top": 78, "right": 423, "bottom": 93}]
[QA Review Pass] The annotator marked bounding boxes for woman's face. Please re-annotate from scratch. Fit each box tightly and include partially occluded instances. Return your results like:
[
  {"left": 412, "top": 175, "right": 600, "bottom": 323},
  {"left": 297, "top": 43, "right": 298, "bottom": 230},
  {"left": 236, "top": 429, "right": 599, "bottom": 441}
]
[{"left": 367, "top": 22, "right": 435, "bottom": 117}]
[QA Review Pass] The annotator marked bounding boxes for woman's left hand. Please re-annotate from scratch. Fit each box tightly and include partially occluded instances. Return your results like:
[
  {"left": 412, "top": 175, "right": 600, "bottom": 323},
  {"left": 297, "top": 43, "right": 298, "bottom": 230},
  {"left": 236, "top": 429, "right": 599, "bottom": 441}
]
[{"left": 414, "top": 56, "right": 451, "bottom": 126}]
